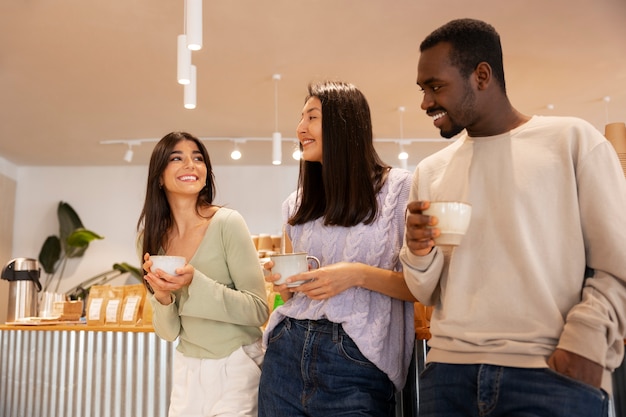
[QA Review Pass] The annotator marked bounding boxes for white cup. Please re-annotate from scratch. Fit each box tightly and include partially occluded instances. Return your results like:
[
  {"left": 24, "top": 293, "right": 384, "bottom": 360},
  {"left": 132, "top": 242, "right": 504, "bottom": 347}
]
[
  {"left": 150, "top": 255, "right": 186, "bottom": 275},
  {"left": 270, "top": 252, "right": 320, "bottom": 287},
  {"left": 39, "top": 291, "right": 66, "bottom": 318},
  {"left": 423, "top": 201, "right": 472, "bottom": 246}
]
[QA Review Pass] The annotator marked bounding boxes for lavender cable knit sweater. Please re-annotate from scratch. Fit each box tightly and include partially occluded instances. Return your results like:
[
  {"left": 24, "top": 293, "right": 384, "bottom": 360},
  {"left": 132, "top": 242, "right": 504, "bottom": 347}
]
[{"left": 262, "top": 168, "right": 414, "bottom": 391}]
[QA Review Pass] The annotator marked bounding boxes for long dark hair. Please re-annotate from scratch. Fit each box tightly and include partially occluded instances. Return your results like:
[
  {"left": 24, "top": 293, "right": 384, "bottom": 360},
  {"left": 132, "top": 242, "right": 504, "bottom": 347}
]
[
  {"left": 137, "top": 131, "right": 216, "bottom": 256},
  {"left": 289, "top": 81, "right": 390, "bottom": 227},
  {"left": 421, "top": 18, "right": 506, "bottom": 92}
]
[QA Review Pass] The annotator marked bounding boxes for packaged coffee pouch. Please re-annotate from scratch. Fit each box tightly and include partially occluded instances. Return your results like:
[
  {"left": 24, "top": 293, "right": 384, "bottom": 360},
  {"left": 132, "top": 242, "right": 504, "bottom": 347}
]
[
  {"left": 121, "top": 284, "right": 146, "bottom": 325},
  {"left": 104, "top": 286, "right": 125, "bottom": 325},
  {"left": 86, "top": 284, "right": 111, "bottom": 326}
]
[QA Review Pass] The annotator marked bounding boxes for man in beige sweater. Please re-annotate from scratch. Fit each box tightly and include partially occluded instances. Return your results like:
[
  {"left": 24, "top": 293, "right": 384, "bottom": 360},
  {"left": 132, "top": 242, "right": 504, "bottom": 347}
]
[{"left": 401, "top": 18, "right": 626, "bottom": 417}]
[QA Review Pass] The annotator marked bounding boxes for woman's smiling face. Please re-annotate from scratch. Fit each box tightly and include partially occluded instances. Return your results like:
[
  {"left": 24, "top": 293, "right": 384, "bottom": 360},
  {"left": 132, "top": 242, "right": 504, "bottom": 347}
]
[
  {"left": 160, "top": 139, "right": 207, "bottom": 196},
  {"left": 296, "top": 96, "right": 323, "bottom": 163}
]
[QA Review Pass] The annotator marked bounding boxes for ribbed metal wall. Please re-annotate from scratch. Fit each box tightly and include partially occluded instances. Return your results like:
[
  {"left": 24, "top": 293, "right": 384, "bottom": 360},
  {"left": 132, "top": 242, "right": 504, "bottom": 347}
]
[{"left": 0, "top": 328, "right": 173, "bottom": 417}]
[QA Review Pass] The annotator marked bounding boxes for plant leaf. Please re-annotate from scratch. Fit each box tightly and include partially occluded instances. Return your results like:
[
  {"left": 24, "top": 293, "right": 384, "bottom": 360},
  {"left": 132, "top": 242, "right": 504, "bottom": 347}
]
[
  {"left": 65, "top": 228, "right": 104, "bottom": 258},
  {"left": 58, "top": 201, "right": 84, "bottom": 254},
  {"left": 38, "top": 235, "right": 61, "bottom": 274},
  {"left": 113, "top": 262, "right": 143, "bottom": 281}
]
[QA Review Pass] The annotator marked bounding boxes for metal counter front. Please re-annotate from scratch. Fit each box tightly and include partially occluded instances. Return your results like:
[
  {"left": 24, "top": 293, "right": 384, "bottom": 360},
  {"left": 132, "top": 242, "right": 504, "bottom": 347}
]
[
  {"left": 0, "top": 324, "right": 174, "bottom": 417},
  {"left": 1, "top": 324, "right": 624, "bottom": 417}
]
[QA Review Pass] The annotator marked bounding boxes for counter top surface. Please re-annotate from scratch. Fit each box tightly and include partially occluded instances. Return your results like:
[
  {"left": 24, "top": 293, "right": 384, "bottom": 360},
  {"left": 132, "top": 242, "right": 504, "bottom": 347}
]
[{"left": 0, "top": 322, "right": 155, "bottom": 332}]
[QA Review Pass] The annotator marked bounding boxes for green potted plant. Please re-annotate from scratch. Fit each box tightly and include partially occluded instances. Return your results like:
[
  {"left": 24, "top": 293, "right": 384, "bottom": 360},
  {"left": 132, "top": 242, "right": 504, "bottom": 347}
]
[{"left": 38, "top": 201, "right": 105, "bottom": 292}]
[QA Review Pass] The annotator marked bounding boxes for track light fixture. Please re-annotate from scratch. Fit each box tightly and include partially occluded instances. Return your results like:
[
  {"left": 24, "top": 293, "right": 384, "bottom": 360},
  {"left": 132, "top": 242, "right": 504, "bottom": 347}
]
[
  {"left": 123, "top": 144, "right": 134, "bottom": 163},
  {"left": 99, "top": 139, "right": 146, "bottom": 163},
  {"left": 102, "top": 136, "right": 452, "bottom": 165}
]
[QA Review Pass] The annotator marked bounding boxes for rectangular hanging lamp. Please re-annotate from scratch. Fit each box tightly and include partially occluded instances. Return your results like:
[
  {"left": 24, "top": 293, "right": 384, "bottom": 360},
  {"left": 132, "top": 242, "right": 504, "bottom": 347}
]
[
  {"left": 272, "top": 132, "right": 282, "bottom": 165},
  {"left": 184, "top": 65, "right": 197, "bottom": 109},
  {"left": 177, "top": 34, "right": 191, "bottom": 84},
  {"left": 185, "top": 0, "right": 202, "bottom": 51}
]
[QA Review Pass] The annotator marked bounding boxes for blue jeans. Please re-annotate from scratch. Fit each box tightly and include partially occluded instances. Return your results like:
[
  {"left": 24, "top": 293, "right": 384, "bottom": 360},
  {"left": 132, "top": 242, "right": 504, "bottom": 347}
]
[
  {"left": 258, "top": 317, "right": 395, "bottom": 417},
  {"left": 419, "top": 362, "right": 609, "bottom": 417}
]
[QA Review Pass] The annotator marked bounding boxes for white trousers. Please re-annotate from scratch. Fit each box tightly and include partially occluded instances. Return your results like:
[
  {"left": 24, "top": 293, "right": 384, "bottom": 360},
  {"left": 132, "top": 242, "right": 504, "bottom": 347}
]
[{"left": 169, "top": 340, "right": 264, "bottom": 417}]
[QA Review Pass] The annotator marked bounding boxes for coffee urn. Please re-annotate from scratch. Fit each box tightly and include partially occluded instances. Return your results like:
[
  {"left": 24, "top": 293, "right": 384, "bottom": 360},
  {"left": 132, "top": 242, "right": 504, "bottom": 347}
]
[{"left": 1, "top": 258, "right": 42, "bottom": 322}]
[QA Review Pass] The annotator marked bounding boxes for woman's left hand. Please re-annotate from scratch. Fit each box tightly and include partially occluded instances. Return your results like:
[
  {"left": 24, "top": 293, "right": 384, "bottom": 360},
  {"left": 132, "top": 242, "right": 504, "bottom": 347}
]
[{"left": 289, "top": 262, "right": 361, "bottom": 300}]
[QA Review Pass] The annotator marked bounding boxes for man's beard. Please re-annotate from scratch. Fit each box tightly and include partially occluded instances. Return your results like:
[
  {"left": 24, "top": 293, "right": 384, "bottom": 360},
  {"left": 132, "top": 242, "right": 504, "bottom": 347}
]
[{"left": 439, "top": 84, "right": 476, "bottom": 139}]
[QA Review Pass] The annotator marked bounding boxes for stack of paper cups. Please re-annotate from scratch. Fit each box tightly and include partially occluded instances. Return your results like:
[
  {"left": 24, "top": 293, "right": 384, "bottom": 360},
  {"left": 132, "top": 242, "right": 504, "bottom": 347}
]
[
  {"left": 257, "top": 234, "right": 273, "bottom": 252},
  {"left": 605, "top": 122, "right": 626, "bottom": 177}
]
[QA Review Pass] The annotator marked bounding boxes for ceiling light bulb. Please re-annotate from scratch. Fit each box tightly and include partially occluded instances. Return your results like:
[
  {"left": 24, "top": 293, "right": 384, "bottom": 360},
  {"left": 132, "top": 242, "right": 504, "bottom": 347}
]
[
  {"left": 231, "top": 149, "right": 242, "bottom": 160},
  {"left": 292, "top": 148, "right": 301, "bottom": 160}
]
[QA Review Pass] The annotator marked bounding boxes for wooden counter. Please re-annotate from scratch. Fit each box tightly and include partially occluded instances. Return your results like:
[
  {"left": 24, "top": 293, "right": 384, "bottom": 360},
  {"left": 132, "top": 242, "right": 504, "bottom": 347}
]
[
  {"left": 0, "top": 322, "right": 156, "bottom": 332},
  {"left": 0, "top": 323, "right": 173, "bottom": 417}
]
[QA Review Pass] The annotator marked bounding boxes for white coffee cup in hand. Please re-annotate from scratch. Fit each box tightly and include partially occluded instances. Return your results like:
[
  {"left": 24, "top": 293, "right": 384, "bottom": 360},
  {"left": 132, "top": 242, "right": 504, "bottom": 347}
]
[
  {"left": 423, "top": 201, "right": 472, "bottom": 246},
  {"left": 270, "top": 252, "right": 320, "bottom": 287},
  {"left": 150, "top": 255, "right": 186, "bottom": 275}
]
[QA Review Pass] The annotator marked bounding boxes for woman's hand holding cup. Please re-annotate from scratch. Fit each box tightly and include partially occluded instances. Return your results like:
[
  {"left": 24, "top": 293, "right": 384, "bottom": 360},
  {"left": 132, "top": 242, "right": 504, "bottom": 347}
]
[
  {"left": 143, "top": 253, "right": 194, "bottom": 305},
  {"left": 263, "top": 259, "right": 294, "bottom": 302}
]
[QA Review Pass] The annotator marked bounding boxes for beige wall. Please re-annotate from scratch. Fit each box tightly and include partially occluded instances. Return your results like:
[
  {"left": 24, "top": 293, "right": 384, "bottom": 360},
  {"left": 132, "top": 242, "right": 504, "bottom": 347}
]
[{"left": 0, "top": 172, "right": 16, "bottom": 323}]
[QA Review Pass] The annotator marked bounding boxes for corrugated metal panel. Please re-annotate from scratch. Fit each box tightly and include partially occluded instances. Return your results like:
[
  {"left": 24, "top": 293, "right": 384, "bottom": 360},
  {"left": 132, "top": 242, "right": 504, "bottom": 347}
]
[{"left": 0, "top": 329, "right": 173, "bottom": 417}]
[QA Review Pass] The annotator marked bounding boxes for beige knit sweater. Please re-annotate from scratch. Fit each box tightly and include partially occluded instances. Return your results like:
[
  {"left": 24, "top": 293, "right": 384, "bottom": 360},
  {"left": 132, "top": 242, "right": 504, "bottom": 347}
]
[{"left": 401, "top": 115, "right": 626, "bottom": 393}]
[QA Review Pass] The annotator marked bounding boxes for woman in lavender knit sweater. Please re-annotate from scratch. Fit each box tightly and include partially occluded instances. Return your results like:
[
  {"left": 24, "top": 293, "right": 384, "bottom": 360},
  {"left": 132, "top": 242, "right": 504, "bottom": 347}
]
[{"left": 258, "top": 81, "right": 416, "bottom": 417}]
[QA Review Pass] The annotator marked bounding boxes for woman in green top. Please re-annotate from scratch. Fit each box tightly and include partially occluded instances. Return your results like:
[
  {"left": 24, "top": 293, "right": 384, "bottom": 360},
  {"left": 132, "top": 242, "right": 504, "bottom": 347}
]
[{"left": 138, "top": 131, "right": 269, "bottom": 417}]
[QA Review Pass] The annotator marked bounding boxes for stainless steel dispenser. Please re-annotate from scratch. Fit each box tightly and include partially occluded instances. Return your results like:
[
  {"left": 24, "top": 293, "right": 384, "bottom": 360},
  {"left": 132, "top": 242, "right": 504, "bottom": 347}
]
[{"left": 1, "top": 257, "right": 42, "bottom": 322}]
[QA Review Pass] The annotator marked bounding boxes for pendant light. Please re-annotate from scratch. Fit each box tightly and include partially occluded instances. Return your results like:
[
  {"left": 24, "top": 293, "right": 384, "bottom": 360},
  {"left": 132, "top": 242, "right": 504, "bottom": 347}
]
[
  {"left": 272, "top": 132, "right": 282, "bottom": 165},
  {"left": 185, "top": 0, "right": 202, "bottom": 51},
  {"left": 292, "top": 141, "right": 301, "bottom": 161},
  {"left": 272, "top": 74, "right": 282, "bottom": 165},
  {"left": 177, "top": 34, "right": 191, "bottom": 85},
  {"left": 184, "top": 65, "right": 197, "bottom": 109},
  {"left": 231, "top": 140, "right": 243, "bottom": 160},
  {"left": 397, "top": 106, "right": 408, "bottom": 169}
]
